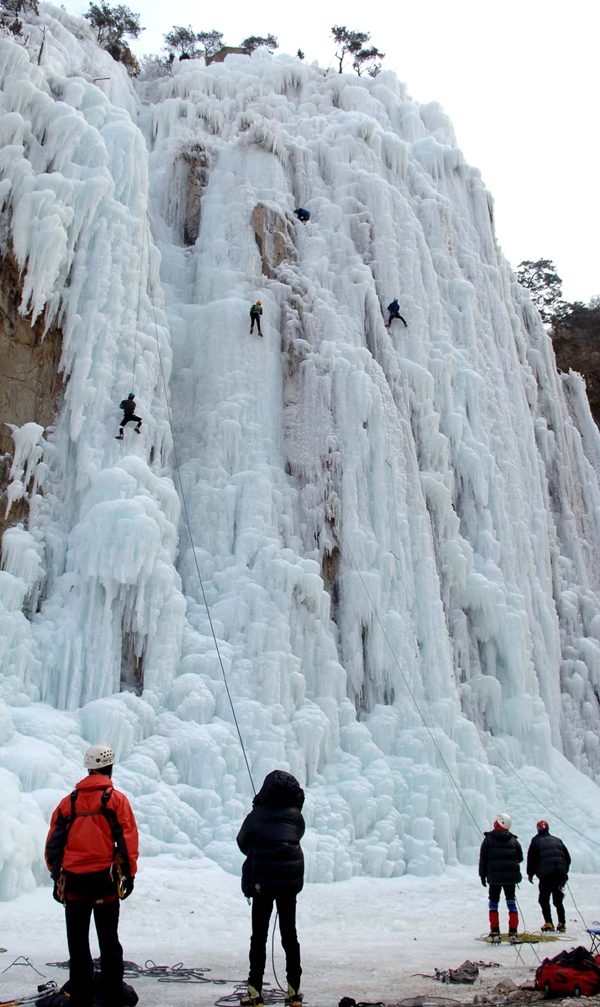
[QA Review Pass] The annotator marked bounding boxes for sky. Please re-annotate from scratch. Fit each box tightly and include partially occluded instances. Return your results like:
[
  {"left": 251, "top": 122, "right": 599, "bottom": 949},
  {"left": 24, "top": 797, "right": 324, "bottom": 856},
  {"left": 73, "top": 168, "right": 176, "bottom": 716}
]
[{"left": 66, "top": 0, "right": 598, "bottom": 302}]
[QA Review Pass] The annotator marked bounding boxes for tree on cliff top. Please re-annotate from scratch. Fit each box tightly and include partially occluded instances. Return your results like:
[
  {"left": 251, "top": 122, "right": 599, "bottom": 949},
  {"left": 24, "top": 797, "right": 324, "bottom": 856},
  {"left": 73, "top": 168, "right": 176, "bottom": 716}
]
[
  {"left": 84, "top": 1, "right": 143, "bottom": 66},
  {"left": 240, "top": 34, "right": 278, "bottom": 54},
  {"left": 163, "top": 26, "right": 223, "bottom": 59},
  {"left": 517, "top": 259, "right": 566, "bottom": 323},
  {"left": 331, "top": 25, "right": 384, "bottom": 75}
]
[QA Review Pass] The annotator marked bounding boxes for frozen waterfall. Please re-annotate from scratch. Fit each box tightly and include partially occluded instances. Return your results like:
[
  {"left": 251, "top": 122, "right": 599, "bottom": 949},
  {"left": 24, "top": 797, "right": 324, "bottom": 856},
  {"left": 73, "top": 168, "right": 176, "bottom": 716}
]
[{"left": 2, "top": 5, "right": 600, "bottom": 901}]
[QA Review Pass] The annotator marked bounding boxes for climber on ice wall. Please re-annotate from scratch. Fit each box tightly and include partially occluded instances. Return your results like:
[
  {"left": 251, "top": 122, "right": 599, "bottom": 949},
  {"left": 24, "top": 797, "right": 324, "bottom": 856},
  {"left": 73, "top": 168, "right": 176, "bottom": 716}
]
[
  {"left": 250, "top": 301, "right": 263, "bottom": 337},
  {"left": 385, "top": 299, "right": 407, "bottom": 328},
  {"left": 116, "top": 393, "right": 142, "bottom": 439},
  {"left": 294, "top": 208, "right": 310, "bottom": 223}
]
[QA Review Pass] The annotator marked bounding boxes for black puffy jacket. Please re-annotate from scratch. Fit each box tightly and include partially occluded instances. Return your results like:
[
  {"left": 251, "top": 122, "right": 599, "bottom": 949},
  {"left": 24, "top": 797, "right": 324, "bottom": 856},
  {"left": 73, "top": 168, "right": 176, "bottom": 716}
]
[
  {"left": 237, "top": 771, "right": 305, "bottom": 898},
  {"left": 479, "top": 828, "right": 523, "bottom": 884},
  {"left": 527, "top": 831, "right": 570, "bottom": 881}
]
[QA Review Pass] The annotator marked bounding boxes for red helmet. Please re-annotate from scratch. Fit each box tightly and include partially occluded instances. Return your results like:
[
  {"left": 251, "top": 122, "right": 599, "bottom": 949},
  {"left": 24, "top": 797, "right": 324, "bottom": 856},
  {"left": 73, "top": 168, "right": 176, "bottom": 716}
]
[{"left": 537, "top": 820, "right": 549, "bottom": 831}]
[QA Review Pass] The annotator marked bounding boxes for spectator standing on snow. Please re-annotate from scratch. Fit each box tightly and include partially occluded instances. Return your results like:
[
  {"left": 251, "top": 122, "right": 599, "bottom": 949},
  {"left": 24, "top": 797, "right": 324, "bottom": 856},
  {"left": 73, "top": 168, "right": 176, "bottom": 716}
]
[
  {"left": 479, "top": 812, "right": 523, "bottom": 939},
  {"left": 45, "top": 744, "right": 139, "bottom": 1007},
  {"left": 527, "top": 820, "right": 571, "bottom": 932},
  {"left": 250, "top": 300, "right": 263, "bottom": 337},
  {"left": 385, "top": 299, "right": 407, "bottom": 328},
  {"left": 237, "top": 771, "right": 305, "bottom": 1007},
  {"left": 116, "top": 392, "right": 142, "bottom": 440}
]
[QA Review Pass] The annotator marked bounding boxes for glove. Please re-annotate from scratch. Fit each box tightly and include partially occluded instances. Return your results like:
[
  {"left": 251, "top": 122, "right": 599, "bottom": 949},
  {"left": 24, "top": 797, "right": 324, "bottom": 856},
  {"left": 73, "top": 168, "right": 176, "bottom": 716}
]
[
  {"left": 528, "top": 876, "right": 533, "bottom": 884},
  {"left": 121, "top": 876, "right": 134, "bottom": 899},
  {"left": 481, "top": 878, "right": 487, "bottom": 887}
]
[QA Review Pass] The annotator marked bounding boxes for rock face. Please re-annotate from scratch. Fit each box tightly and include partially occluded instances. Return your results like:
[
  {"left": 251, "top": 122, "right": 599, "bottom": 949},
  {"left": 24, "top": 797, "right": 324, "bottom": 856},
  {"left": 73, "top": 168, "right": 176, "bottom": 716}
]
[
  {"left": 0, "top": 253, "right": 63, "bottom": 551},
  {"left": 206, "top": 47, "right": 248, "bottom": 65},
  {"left": 552, "top": 312, "right": 600, "bottom": 427},
  {"left": 251, "top": 202, "right": 296, "bottom": 277}
]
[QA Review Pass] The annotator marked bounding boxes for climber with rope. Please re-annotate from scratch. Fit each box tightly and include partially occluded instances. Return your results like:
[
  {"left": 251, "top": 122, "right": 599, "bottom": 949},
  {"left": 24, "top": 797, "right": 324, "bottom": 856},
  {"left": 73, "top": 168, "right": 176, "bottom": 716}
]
[
  {"left": 250, "top": 300, "right": 263, "bottom": 337},
  {"left": 237, "top": 771, "right": 305, "bottom": 1007},
  {"left": 45, "top": 744, "right": 139, "bottom": 1007},
  {"left": 479, "top": 812, "right": 523, "bottom": 942},
  {"left": 385, "top": 299, "right": 407, "bottom": 328},
  {"left": 527, "top": 820, "right": 571, "bottom": 933},
  {"left": 116, "top": 393, "right": 142, "bottom": 440}
]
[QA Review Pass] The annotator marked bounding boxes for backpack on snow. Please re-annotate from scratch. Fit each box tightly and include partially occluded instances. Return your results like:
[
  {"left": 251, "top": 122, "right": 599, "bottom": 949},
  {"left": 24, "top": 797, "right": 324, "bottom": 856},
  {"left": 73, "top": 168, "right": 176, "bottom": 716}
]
[{"left": 536, "top": 946, "right": 600, "bottom": 997}]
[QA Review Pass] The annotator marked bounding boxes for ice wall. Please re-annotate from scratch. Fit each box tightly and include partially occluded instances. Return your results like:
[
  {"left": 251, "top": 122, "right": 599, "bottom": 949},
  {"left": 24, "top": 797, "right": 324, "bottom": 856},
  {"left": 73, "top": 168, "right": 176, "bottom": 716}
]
[{"left": 2, "top": 8, "right": 600, "bottom": 899}]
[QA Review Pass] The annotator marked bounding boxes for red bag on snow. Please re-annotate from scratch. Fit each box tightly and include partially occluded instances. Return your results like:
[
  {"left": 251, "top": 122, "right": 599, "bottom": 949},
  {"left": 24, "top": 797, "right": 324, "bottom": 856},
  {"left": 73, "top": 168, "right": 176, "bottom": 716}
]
[{"left": 536, "top": 947, "right": 600, "bottom": 997}]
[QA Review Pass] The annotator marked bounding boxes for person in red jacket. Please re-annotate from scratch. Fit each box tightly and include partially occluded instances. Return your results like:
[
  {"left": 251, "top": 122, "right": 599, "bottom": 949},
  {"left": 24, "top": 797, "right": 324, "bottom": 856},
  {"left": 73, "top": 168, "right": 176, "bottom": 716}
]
[{"left": 45, "top": 744, "right": 138, "bottom": 1007}]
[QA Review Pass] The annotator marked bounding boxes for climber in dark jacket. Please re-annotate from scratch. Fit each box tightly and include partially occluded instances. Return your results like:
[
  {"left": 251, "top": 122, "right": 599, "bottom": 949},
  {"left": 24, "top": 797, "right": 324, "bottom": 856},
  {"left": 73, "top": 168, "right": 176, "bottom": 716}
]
[
  {"left": 527, "top": 820, "right": 571, "bottom": 932},
  {"left": 294, "top": 208, "right": 310, "bottom": 223},
  {"left": 116, "top": 393, "right": 142, "bottom": 440},
  {"left": 237, "top": 770, "right": 305, "bottom": 1007},
  {"left": 385, "top": 299, "right": 407, "bottom": 328},
  {"left": 479, "top": 812, "right": 523, "bottom": 938}
]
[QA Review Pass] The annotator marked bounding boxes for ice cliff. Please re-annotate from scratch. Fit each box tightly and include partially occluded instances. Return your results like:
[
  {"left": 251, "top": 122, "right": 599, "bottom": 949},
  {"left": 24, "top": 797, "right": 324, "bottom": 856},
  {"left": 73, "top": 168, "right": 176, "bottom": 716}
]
[{"left": 2, "top": 6, "right": 600, "bottom": 900}]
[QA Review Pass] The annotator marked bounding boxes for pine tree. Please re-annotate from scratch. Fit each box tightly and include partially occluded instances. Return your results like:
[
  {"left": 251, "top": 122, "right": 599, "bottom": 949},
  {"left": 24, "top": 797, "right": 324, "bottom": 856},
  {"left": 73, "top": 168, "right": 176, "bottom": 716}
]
[
  {"left": 240, "top": 34, "right": 278, "bottom": 54},
  {"left": 517, "top": 259, "right": 566, "bottom": 323},
  {"left": 163, "top": 25, "right": 200, "bottom": 58},
  {"left": 84, "top": 1, "right": 143, "bottom": 64},
  {"left": 353, "top": 44, "right": 385, "bottom": 77},
  {"left": 331, "top": 25, "right": 370, "bottom": 73},
  {"left": 197, "top": 30, "right": 223, "bottom": 57}
]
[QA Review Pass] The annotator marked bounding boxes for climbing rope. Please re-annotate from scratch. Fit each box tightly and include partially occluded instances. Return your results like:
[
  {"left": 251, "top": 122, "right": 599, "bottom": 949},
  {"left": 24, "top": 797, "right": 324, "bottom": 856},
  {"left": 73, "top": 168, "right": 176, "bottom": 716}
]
[
  {"left": 132, "top": 216, "right": 148, "bottom": 390},
  {"left": 340, "top": 529, "right": 483, "bottom": 842},
  {"left": 145, "top": 218, "right": 256, "bottom": 795},
  {"left": 383, "top": 398, "right": 600, "bottom": 859},
  {"left": 458, "top": 682, "right": 600, "bottom": 853}
]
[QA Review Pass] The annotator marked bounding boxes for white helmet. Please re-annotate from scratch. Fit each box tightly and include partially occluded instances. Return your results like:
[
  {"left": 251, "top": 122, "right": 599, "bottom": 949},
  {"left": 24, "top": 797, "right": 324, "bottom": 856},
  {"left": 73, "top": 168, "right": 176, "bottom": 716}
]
[
  {"left": 495, "top": 812, "right": 512, "bottom": 830},
  {"left": 83, "top": 744, "right": 116, "bottom": 769}
]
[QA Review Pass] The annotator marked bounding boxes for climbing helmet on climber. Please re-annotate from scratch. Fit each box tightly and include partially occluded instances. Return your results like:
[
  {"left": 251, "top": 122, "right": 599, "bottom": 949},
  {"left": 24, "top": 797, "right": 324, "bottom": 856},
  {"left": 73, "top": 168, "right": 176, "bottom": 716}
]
[{"left": 250, "top": 300, "right": 263, "bottom": 337}]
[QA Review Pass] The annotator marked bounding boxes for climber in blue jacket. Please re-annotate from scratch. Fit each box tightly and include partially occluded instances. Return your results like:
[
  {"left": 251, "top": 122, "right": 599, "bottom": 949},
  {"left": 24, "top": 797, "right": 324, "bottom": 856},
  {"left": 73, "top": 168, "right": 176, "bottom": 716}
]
[
  {"left": 294, "top": 208, "right": 310, "bottom": 224},
  {"left": 386, "top": 299, "right": 407, "bottom": 328}
]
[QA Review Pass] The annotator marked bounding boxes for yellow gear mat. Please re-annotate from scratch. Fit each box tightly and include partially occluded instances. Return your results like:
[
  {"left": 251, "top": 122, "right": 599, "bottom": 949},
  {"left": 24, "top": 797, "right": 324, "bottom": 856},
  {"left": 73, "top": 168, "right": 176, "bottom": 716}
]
[{"left": 477, "top": 931, "right": 560, "bottom": 944}]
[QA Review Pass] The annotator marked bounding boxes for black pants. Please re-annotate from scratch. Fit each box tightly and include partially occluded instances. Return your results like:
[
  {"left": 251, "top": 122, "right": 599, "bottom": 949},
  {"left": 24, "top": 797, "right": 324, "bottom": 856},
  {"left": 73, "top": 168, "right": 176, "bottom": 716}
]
[
  {"left": 248, "top": 893, "right": 301, "bottom": 992},
  {"left": 65, "top": 872, "right": 123, "bottom": 1007},
  {"left": 121, "top": 413, "right": 142, "bottom": 429},
  {"left": 250, "top": 312, "right": 262, "bottom": 334},
  {"left": 388, "top": 311, "right": 407, "bottom": 327},
  {"left": 539, "top": 875, "right": 565, "bottom": 924}
]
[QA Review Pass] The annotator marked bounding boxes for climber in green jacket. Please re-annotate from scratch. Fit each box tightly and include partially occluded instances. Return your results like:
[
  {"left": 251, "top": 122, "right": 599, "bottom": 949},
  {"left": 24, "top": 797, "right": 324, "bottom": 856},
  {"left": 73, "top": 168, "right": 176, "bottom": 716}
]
[{"left": 250, "top": 300, "right": 263, "bottom": 337}]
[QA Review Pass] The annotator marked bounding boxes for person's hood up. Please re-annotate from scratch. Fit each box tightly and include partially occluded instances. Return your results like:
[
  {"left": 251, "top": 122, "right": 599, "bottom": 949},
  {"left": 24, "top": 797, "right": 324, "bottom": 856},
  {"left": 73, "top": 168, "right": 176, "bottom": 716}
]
[{"left": 253, "top": 770, "right": 304, "bottom": 810}]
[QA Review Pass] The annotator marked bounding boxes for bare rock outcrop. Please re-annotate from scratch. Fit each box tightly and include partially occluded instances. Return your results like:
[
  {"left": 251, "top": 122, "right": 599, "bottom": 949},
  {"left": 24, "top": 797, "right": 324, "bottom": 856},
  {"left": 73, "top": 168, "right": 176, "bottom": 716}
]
[
  {"left": 0, "top": 253, "right": 63, "bottom": 550},
  {"left": 251, "top": 202, "right": 296, "bottom": 277}
]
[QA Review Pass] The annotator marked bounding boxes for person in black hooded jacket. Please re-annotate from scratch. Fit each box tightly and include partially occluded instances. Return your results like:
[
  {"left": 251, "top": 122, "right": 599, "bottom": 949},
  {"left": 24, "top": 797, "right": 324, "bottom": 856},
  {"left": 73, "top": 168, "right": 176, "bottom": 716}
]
[
  {"left": 527, "top": 820, "right": 571, "bottom": 931},
  {"left": 479, "top": 812, "right": 523, "bottom": 938},
  {"left": 237, "top": 770, "right": 305, "bottom": 1007}
]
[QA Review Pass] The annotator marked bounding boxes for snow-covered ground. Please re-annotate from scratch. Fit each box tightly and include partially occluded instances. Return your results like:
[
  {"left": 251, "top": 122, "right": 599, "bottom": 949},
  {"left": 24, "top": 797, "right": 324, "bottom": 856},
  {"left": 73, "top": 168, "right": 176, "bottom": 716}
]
[{"left": 1, "top": 863, "right": 599, "bottom": 1007}]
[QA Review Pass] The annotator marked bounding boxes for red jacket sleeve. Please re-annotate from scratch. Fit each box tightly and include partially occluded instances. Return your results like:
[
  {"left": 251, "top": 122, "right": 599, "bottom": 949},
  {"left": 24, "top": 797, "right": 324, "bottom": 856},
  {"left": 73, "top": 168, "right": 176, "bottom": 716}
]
[
  {"left": 45, "top": 798, "right": 69, "bottom": 877},
  {"left": 118, "top": 793, "right": 139, "bottom": 877}
]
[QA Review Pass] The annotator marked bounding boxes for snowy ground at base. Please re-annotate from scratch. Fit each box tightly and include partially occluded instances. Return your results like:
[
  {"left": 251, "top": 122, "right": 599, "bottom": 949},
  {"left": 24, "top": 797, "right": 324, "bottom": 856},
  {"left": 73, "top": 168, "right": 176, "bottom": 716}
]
[{"left": 2, "top": 860, "right": 599, "bottom": 1007}]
